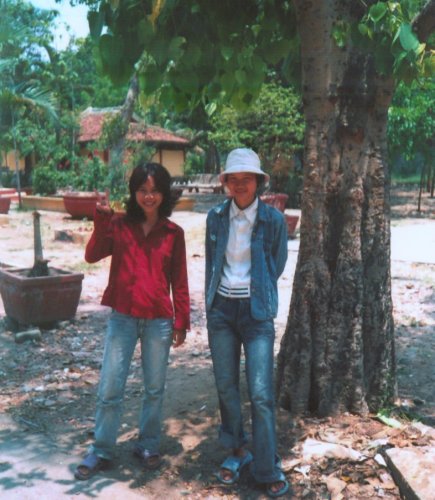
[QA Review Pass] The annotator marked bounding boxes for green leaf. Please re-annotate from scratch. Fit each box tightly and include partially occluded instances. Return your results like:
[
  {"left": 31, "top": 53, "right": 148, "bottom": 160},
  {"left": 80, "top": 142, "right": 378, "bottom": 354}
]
[
  {"left": 358, "top": 23, "right": 372, "bottom": 40},
  {"left": 183, "top": 45, "right": 201, "bottom": 66},
  {"left": 220, "top": 72, "right": 234, "bottom": 93},
  {"left": 263, "top": 39, "right": 291, "bottom": 64},
  {"left": 368, "top": 2, "right": 388, "bottom": 23},
  {"left": 172, "top": 71, "right": 198, "bottom": 94},
  {"left": 332, "top": 25, "right": 348, "bottom": 48},
  {"left": 415, "top": 43, "right": 426, "bottom": 57},
  {"left": 398, "top": 23, "right": 419, "bottom": 51},
  {"left": 358, "top": 23, "right": 369, "bottom": 36},
  {"left": 88, "top": 10, "right": 105, "bottom": 40},
  {"left": 376, "top": 412, "right": 403, "bottom": 428},
  {"left": 137, "top": 19, "right": 154, "bottom": 44},
  {"left": 220, "top": 46, "right": 233, "bottom": 61},
  {"left": 205, "top": 102, "right": 217, "bottom": 117},
  {"left": 99, "top": 34, "right": 122, "bottom": 65},
  {"left": 235, "top": 69, "right": 246, "bottom": 85},
  {"left": 168, "top": 36, "right": 186, "bottom": 60},
  {"left": 139, "top": 68, "right": 163, "bottom": 94},
  {"left": 149, "top": 38, "right": 169, "bottom": 66},
  {"left": 99, "top": 34, "right": 133, "bottom": 85}
]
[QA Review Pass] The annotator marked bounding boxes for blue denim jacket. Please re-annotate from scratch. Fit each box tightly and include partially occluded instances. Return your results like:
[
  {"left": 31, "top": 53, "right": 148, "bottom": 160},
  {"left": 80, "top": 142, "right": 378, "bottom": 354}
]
[{"left": 205, "top": 198, "right": 288, "bottom": 320}]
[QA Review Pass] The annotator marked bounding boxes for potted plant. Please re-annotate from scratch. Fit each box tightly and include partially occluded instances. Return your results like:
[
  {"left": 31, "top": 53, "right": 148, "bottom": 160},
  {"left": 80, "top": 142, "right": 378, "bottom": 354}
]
[
  {"left": 0, "top": 196, "right": 11, "bottom": 214},
  {"left": 260, "top": 193, "right": 299, "bottom": 238},
  {"left": 22, "top": 165, "right": 67, "bottom": 213},
  {"left": 260, "top": 193, "right": 289, "bottom": 212},
  {"left": 0, "top": 211, "right": 84, "bottom": 330},
  {"left": 62, "top": 190, "right": 107, "bottom": 219}
]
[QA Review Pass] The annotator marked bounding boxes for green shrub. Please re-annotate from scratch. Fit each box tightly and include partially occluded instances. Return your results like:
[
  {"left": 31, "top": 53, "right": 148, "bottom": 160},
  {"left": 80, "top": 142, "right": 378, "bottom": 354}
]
[
  {"left": 184, "top": 151, "right": 205, "bottom": 176},
  {"left": 0, "top": 169, "right": 14, "bottom": 188},
  {"left": 72, "top": 156, "right": 109, "bottom": 192},
  {"left": 32, "top": 166, "right": 58, "bottom": 195}
]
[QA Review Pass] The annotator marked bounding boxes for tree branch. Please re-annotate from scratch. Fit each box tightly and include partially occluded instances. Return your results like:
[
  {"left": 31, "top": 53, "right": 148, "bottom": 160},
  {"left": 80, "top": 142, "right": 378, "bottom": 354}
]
[{"left": 413, "top": 0, "right": 435, "bottom": 42}]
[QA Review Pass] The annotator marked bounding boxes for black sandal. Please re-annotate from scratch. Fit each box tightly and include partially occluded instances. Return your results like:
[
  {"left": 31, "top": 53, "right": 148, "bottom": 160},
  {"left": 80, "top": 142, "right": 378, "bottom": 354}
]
[
  {"left": 74, "top": 452, "right": 110, "bottom": 480},
  {"left": 133, "top": 446, "right": 162, "bottom": 470}
]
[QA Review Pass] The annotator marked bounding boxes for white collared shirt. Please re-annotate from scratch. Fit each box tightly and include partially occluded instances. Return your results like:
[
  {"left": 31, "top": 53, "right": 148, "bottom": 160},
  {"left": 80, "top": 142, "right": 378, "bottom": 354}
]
[{"left": 218, "top": 197, "right": 258, "bottom": 298}]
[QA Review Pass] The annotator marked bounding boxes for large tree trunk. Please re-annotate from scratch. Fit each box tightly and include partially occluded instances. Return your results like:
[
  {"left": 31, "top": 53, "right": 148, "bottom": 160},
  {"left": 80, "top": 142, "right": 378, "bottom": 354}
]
[{"left": 276, "top": 1, "right": 396, "bottom": 416}]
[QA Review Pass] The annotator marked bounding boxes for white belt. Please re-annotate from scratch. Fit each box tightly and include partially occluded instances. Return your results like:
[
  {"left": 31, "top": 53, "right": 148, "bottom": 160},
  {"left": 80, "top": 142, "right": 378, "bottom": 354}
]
[{"left": 217, "top": 283, "right": 250, "bottom": 298}]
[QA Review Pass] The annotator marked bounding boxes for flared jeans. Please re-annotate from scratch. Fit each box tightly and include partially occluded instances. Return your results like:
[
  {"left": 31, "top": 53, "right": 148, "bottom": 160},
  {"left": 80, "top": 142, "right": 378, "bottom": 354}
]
[
  {"left": 207, "top": 294, "right": 282, "bottom": 483},
  {"left": 90, "top": 311, "right": 173, "bottom": 459}
]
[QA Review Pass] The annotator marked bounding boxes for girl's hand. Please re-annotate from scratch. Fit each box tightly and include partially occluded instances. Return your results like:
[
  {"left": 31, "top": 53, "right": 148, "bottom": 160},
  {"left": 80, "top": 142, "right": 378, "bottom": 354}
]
[
  {"left": 95, "top": 188, "right": 111, "bottom": 214},
  {"left": 172, "top": 329, "right": 186, "bottom": 348}
]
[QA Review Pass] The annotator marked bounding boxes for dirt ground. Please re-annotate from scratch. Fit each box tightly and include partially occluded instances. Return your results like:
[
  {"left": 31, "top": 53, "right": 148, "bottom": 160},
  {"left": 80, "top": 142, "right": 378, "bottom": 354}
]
[{"left": 0, "top": 186, "right": 434, "bottom": 499}]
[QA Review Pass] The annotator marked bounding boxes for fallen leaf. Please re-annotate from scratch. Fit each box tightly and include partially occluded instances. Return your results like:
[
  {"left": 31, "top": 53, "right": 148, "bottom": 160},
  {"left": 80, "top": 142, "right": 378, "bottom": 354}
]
[
  {"left": 302, "top": 438, "right": 367, "bottom": 462},
  {"left": 325, "top": 475, "right": 347, "bottom": 500}
]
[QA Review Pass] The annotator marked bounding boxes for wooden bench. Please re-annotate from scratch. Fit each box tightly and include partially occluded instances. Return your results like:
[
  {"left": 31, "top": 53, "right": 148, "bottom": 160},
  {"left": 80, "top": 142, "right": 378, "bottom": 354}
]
[{"left": 172, "top": 174, "right": 224, "bottom": 194}]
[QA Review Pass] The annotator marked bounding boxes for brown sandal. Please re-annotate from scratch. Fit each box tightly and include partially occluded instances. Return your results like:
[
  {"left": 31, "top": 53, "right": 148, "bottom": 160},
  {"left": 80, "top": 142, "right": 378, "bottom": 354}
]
[{"left": 74, "top": 452, "right": 110, "bottom": 480}]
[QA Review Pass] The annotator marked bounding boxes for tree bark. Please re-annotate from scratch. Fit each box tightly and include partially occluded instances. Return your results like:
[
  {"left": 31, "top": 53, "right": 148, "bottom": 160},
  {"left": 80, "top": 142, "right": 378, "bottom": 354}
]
[
  {"left": 413, "top": 0, "right": 435, "bottom": 42},
  {"left": 28, "top": 211, "right": 49, "bottom": 277},
  {"left": 276, "top": 0, "right": 396, "bottom": 415},
  {"left": 110, "top": 73, "right": 139, "bottom": 167},
  {"left": 204, "top": 141, "right": 220, "bottom": 174}
]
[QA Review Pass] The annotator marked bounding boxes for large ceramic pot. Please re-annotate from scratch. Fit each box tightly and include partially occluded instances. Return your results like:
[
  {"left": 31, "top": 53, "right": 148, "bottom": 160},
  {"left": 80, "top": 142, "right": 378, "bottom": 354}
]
[
  {"left": 0, "top": 197, "right": 11, "bottom": 214},
  {"left": 63, "top": 191, "right": 106, "bottom": 219},
  {"left": 0, "top": 188, "right": 16, "bottom": 196},
  {"left": 285, "top": 214, "right": 299, "bottom": 237},
  {"left": 0, "top": 265, "right": 84, "bottom": 328},
  {"left": 260, "top": 193, "right": 289, "bottom": 212}
]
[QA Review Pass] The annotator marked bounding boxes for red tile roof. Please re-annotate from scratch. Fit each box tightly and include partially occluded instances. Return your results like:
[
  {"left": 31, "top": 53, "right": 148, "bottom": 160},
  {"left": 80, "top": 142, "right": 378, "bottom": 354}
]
[
  {"left": 78, "top": 108, "right": 189, "bottom": 146},
  {"left": 128, "top": 123, "right": 189, "bottom": 145}
]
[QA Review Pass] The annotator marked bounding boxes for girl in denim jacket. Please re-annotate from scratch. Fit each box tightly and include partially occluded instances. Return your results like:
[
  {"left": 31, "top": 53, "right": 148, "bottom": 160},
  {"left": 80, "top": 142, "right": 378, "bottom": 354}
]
[{"left": 205, "top": 148, "right": 290, "bottom": 497}]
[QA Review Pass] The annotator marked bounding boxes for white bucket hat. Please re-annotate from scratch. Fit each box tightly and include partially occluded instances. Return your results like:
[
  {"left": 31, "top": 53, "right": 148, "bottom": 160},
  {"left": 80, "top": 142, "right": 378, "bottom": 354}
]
[{"left": 219, "top": 148, "right": 270, "bottom": 184}]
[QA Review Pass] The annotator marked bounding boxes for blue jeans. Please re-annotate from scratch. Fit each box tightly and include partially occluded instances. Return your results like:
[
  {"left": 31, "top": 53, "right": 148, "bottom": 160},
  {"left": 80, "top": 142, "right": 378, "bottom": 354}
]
[
  {"left": 207, "top": 294, "right": 282, "bottom": 483},
  {"left": 90, "top": 311, "right": 173, "bottom": 459}
]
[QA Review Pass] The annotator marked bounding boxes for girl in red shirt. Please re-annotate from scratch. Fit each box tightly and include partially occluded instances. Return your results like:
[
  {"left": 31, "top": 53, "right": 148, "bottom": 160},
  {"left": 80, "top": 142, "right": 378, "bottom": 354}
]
[{"left": 75, "top": 162, "right": 190, "bottom": 480}]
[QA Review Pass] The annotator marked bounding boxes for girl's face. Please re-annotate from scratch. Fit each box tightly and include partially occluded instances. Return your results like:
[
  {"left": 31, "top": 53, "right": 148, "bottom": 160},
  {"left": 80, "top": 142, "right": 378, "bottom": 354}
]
[
  {"left": 135, "top": 176, "right": 163, "bottom": 218},
  {"left": 225, "top": 172, "right": 258, "bottom": 209}
]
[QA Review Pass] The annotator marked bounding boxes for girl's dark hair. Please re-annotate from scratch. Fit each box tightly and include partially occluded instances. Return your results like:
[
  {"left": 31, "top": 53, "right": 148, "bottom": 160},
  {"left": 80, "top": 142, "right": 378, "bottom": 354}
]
[{"left": 125, "top": 162, "right": 175, "bottom": 221}]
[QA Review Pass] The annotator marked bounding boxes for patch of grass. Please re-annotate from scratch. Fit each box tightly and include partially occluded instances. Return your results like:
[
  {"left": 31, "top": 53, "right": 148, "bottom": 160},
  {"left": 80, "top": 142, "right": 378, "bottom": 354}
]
[
  {"left": 377, "top": 405, "right": 423, "bottom": 425},
  {"left": 391, "top": 174, "right": 420, "bottom": 185}
]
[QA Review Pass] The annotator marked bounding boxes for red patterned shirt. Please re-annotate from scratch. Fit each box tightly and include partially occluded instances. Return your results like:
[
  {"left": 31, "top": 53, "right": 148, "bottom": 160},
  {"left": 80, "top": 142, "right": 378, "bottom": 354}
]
[{"left": 85, "top": 210, "right": 190, "bottom": 330}]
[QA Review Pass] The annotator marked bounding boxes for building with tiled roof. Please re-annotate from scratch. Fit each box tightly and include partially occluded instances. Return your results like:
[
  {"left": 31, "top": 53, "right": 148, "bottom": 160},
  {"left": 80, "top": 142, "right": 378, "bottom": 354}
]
[{"left": 78, "top": 107, "right": 190, "bottom": 176}]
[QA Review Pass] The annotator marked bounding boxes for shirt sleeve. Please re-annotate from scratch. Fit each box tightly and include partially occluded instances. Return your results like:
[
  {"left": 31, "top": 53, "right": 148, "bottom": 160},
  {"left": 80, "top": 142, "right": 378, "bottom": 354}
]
[
  {"left": 273, "top": 212, "right": 288, "bottom": 278},
  {"left": 170, "top": 228, "right": 190, "bottom": 331},
  {"left": 84, "top": 209, "right": 115, "bottom": 263},
  {"left": 205, "top": 212, "right": 212, "bottom": 295}
]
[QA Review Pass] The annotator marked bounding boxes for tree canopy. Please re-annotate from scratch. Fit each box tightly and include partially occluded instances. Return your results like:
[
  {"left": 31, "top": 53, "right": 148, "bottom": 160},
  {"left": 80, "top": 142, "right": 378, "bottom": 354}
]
[
  {"left": 209, "top": 80, "right": 305, "bottom": 168},
  {"left": 80, "top": 0, "right": 434, "bottom": 113},
  {"left": 0, "top": 0, "right": 130, "bottom": 182}
]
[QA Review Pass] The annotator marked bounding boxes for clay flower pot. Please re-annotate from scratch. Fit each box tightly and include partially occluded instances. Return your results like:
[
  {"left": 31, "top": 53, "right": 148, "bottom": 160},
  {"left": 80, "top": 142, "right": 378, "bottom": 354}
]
[
  {"left": 0, "top": 196, "right": 11, "bottom": 214},
  {"left": 260, "top": 193, "right": 289, "bottom": 212},
  {"left": 63, "top": 191, "right": 106, "bottom": 219},
  {"left": 0, "top": 212, "right": 84, "bottom": 330},
  {"left": 0, "top": 266, "right": 84, "bottom": 328},
  {"left": 285, "top": 214, "right": 299, "bottom": 237}
]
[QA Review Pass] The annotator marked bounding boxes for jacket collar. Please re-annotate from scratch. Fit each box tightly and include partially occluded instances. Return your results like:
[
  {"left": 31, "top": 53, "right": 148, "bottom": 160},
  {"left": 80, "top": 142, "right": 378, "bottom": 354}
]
[{"left": 213, "top": 197, "right": 268, "bottom": 222}]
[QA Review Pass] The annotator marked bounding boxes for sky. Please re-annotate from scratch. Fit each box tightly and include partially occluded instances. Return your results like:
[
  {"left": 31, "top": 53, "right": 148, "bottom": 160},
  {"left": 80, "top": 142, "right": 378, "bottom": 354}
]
[{"left": 31, "top": 0, "right": 90, "bottom": 50}]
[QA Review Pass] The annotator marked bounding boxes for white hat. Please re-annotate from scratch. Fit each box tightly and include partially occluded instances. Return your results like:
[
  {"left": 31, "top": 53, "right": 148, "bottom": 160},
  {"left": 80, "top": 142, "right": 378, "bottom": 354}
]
[{"left": 219, "top": 148, "right": 270, "bottom": 184}]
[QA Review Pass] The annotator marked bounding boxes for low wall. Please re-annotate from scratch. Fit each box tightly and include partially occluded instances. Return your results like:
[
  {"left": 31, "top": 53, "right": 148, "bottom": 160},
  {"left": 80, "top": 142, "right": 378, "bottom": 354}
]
[{"left": 21, "top": 196, "right": 67, "bottom": 213}]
